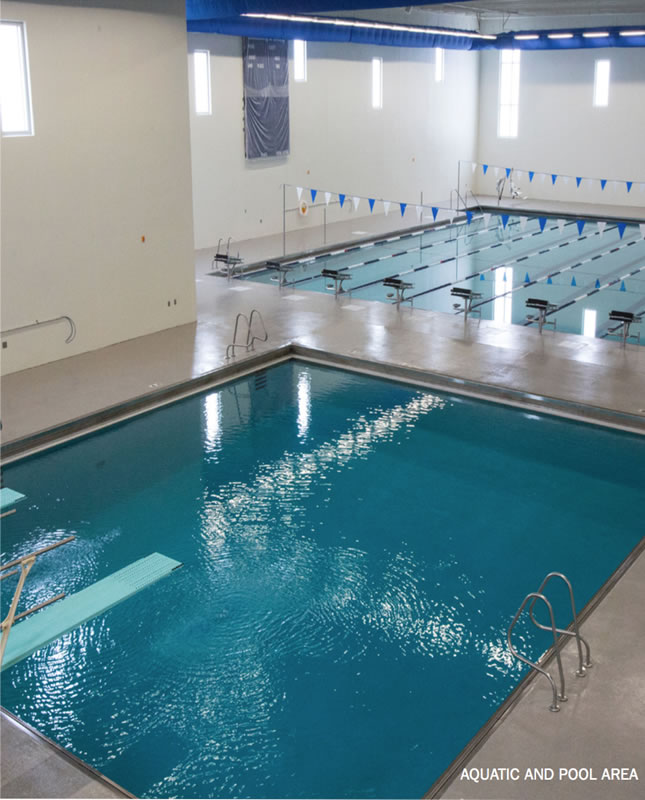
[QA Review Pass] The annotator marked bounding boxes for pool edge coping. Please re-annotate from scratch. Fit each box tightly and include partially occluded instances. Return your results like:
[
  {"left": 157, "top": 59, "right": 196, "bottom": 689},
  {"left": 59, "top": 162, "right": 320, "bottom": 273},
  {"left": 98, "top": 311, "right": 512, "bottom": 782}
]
[
  {"left": 0, "top": 707, "right": 134, "bottom": 799},
  {"left": 2, "top": 341, "right": 644, "bottom": 464}
]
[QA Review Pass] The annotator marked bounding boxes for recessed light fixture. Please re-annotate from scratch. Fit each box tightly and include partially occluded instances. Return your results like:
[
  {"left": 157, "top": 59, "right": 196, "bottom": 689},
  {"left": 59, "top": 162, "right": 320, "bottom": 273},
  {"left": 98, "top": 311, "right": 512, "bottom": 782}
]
[
  {"left": 514, "top": 34, "right": 539, "bottom": 40},
  {"left": 548, "top": 33, "right": 574, "bottom": 39},
  {"left": 242, "top": 12, "right": 497, "bottom": 40},
  {"left": 582, "top": 32, "right": 610, "bottom": 38}
]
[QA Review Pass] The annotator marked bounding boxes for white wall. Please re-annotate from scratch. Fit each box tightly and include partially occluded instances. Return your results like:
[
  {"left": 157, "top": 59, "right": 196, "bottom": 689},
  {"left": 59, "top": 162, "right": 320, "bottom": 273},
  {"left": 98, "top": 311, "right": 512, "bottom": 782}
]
[
  {"left": 1, "top": 1, "right": 196, "bottom": 376},
  {"left": 473, "top": 47, "right": 645, "bottom": 207},
  {"left": 188, "top": 35, "right": 480, "bottom": 250}
]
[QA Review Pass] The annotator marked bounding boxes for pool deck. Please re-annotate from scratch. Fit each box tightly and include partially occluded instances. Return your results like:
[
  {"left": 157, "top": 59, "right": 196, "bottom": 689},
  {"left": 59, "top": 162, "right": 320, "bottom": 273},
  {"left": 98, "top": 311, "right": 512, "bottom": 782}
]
[{"left": 1, "top": 199, "right": 644, "bottom": 798}]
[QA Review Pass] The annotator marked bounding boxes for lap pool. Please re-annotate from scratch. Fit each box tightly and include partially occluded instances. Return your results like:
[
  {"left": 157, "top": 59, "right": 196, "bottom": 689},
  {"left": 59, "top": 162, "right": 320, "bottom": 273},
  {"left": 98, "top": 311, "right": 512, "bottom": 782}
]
[
  {"left": 1, "top": 361, "right": 644, "bottom": 798},
  {"left": 241, "top": 213, "right": 645, "bottom": 344}
]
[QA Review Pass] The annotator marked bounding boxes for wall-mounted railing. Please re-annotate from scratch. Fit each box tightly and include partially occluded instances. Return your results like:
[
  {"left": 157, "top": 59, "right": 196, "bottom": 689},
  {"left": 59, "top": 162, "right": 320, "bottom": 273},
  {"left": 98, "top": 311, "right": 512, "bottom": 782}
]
[{"left": 1, "top": 316, "right": 76, "bottom": 344}]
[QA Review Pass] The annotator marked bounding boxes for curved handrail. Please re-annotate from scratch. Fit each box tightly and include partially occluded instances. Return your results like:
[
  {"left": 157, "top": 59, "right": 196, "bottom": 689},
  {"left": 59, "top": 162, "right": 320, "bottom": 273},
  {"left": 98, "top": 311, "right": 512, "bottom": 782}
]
[
  {"left": 226, "top": 309, "right": 268, "bottom": 359},
  {"left": 1, "top": 316, "right": 76, "bottom": 344},
  {"left": 508, "top": 591, "right": 567, "bottom": 712},
  {"left": 529, "top": 572, "right": 591, "bottom": 675}
]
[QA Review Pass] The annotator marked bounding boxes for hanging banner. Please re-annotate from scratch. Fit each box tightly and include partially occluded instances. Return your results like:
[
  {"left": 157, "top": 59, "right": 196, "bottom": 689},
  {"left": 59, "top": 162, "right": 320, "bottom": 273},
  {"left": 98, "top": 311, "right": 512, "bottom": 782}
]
[
  {"left": 431, "top": 207, "right": 439, "bottom": 221},
  {"left": 466, "top": 210, "right": 473, "bottom": 224},
  {"left": 416, "top": 205, "right": 423, "bottom": 220},
  {"left": 483, "top": 212, "right": 491, "bottom": 227},
  {"left": 243, "top": 38, "right": 289, "bottom": 160},
  {"left": 551, "top": 174, "right": 558, "bottom": 185},
  {"left": 557, "top": 219, "right": 565, "bottom": 233},
  {"left": 538, "top": 217, "right": 547, "bottom": 232},
  {"left": 501, "top": 214, "right": 509, "bottom": 229},
  {"left": 626, "top": 181, "right": 633, "bottom": 193},
  {"left": 617, "top": 222, "right": 627, "bottom": 239},
  {"left": 600, "top": 179, "right": 607, "bottom": 190},
  {"left": 482, "top": 164, "right": 488, "bottom": 174},
  {"left": 576, "top": 177, "right": 582, "bottom": 188}
]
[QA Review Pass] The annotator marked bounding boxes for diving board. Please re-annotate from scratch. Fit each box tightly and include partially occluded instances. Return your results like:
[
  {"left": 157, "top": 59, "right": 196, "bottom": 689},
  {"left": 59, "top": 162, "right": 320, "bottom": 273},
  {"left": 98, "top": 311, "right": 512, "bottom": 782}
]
[
  {"left": 1, "top": 552, "right": 182, "bottom": 671},
  {"left": 0, "top": 488, "right": 26, "bottom": 513}
]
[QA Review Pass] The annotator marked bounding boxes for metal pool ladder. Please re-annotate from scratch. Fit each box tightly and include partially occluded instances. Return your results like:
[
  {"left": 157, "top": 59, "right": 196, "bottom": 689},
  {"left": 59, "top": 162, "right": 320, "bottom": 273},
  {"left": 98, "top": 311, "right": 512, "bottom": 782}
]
[
  {"left": 226, "top": 309, "right": 268, "bottom": 359},
  {"left": 507, "top": 572, "right": 592, "bottom": 712}
]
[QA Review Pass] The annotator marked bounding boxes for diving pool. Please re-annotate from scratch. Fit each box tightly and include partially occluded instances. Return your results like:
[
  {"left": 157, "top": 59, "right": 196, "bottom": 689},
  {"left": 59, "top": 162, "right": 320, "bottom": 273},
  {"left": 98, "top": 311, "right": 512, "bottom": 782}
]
[
  {"left": 242, "top": 213, "right": 645, "bottom": 343},
  {"left": 1, "top": 361, "right": 644, "bottom": 798}
]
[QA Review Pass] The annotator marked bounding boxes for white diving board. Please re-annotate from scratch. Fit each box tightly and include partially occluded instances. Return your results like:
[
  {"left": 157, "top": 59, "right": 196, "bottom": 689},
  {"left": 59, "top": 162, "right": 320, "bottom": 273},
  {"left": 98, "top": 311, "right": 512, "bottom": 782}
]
[{"left": 2, "top": 552, "right": 182, "bottom": 671}]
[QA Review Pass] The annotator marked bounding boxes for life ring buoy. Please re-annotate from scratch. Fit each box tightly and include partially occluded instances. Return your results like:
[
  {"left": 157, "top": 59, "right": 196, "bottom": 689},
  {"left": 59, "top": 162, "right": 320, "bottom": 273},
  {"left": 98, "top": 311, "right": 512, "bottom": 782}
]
[{"left": 298, "top": 200, "right": 309, "bottom": 217}]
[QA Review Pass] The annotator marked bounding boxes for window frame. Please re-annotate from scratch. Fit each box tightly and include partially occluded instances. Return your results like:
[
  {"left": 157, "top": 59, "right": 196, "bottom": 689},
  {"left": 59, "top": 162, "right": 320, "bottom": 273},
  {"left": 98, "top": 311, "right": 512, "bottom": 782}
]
[{"left": 0, "top": 19, "right": 34, "bottom": 137}]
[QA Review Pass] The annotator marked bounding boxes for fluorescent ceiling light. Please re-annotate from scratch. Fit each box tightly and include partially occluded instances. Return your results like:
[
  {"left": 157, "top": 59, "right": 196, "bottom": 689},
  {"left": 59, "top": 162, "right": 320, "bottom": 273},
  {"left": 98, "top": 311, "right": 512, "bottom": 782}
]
[
  {"left": 582, "top": 32, "right": 609, "bottom": 38},
  {"left": 619, "top": 30, "right": 645, "bottom": 36},
  {"left": 242, "top": 13, "right": 496, "bottom": 40},
  {"left": 548, "top": 33, "right": 574, "bottom": 39},
  {"left": 514, "top": 34, "right": 539, "bottom": 40}
]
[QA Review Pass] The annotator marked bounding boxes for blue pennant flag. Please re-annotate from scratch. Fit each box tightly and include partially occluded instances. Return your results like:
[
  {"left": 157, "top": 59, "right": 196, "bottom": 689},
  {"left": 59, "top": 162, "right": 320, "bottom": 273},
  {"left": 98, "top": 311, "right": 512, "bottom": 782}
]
[
  {"left": 626, "top": 181, "right": 633, "bottom": 193},
  {"left": 432, "top": 207, "right": 439, "bottom": 220},
  {"left": 600, "top": 179, "right": 607, "bottom": 190},
  {"left": 617, "top": 222, "right": 627, "bottom": 239},
  {"left": 529, "top": 171, "right": 535, "bottom": 182},
  {"left": 547, "top": 276, "right": 553, "bottom": 284},
  {"left": 576, "top": 220, "right": 585, "bottom": 235},
  {"left": 310, "top": 189, "right": 317, "bottom": 204},
  {"left": 505, "top": 167, "right": 511, "bottom": 178},
  {"left": 571, "top": 276, "right": 577, "bottom": 286},
  {"left": 400, "top": 203, "right": 407, "bottom": 217},
  {"left": 501, "top": 214, "right": 509, "bottom": 229},
  {"left": 595, "top": 278, "right": 601, "bottom": 288},
  {"left": 538, "top": 217, "right": 547, "bottom": 232},
  {"left": 483, "top": 164, "right": 488, "bottom": 174},
  {"left": 368, "top": 198, "right": 375, "bottom": 213},
  {"left": 551, "top": 174, "right": 558, "bottom": 185},
  {"left": 576, "top": 177, "right": 582, "bottom": 188},
  {"left": 620, "top": 280, "right": 626, "bottom": 291},
  {"left": 466, "top": 210, "right": 473, "bottom": 224},
  {"left": 480, "top": 273, "right": 485, "bottom": 280},
  {"left": 339, "top": 193, "right": 346, "bottom": 207},
  {"left": 524, "top": 272, "right": 530, "bottom": 283}
]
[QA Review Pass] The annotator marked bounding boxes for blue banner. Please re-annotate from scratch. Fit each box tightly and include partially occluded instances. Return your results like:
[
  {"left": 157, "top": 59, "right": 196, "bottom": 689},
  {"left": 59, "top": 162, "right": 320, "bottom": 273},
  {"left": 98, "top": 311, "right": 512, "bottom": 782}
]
[
  {"left": 576, "top": 220, "right": 585, "bottom": 235},
  {"left": 617, "top": 222, "right": 626, "bottom": 238},
  {"left": 368, "top": 198, "right": 375, "bottom": 212},
  {"left": 339, "top": 193, "right": 346, "bottom": 207},
  {"left": 400, "top": 203, "right": 407, "bottom": 217},
  {"left": 538, "top": 217, "right": 547, "bottom": 232},
  {"left": 310, "top": 189, "right": 317, "bottom": 203}
]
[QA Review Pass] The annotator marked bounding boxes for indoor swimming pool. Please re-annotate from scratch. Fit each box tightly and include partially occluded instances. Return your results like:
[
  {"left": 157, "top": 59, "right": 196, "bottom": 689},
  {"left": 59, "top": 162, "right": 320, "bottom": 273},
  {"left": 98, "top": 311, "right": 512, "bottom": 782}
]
[
  {"left": 2, "top": 361, "right": 644, "bottom": 798},
  {"left": 242, "top": 213, "right": 645, "bottom": 344}
]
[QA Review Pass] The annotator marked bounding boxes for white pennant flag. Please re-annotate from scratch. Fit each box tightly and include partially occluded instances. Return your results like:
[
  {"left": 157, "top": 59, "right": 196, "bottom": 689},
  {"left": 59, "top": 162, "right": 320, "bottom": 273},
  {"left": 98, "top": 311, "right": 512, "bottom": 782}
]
[
  {"left": 471, "top": 162, "right": 477, "bottom": 173},
  {"left": 383, "top": 200, "right": 390, "bottom": 216},
  {"left": 611, "top": 180, "right": 618, "bottom": 193},
  {"left": 352, "top": 196, "right": 360, "bottom": 211},
  {"left": 296, "top": 186, "right": 303, "bottom": 201},
  {"left": 483, "top": 212, "right": 492, "bottom": 228},
  {"left": 640, "top": 183, "right": 645, "bottom": 193},
  {"left": 415, "top": 204, "right": 423, "bottom": 219},
  {"left": 516, "top": 170, "right": 524, "bottom": 180},
  {"left": 587, "top": 178, "right": 594, "bottom": 190},
  {"left": 640, "top": 223, "right": 645, "bottom": 238},
  {"left": 597, "top": 221, "right": 607, "bottom": 236},
  {"left": 494, "top": 166, "right": 500, "bottom": 177},
  {"left": 519, "top": 216, "right": 528, "bottom": 231},
  {"left": 557, "top": 219, "right": 565, "bottom": 234},
  {"left": 540, "top": 173, "right": 546, "bottom": 184},
  {"left": 563, "top": 176, "right": 570, "bottom": 185},
  {"left": 325, "top": 191, "right": 331, "bottom": 206}
]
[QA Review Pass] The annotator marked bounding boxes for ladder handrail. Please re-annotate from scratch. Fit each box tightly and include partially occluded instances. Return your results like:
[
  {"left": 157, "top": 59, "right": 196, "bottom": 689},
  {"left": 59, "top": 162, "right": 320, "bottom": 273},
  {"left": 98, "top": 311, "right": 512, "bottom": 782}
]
[
  {"left": 508, "top": 591, "right": 567, "bottom": 712},
  {"left": 529, "top": 572, "right": 591, "bottom": 675},
  {"left": 226, "top": 309, "right": 268, "bottom": 359}
]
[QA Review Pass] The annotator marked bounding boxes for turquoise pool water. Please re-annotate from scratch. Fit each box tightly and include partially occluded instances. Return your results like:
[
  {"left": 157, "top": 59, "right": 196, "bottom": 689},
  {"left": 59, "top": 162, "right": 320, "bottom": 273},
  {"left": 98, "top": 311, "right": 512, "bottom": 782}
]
[
  {"left": 2, "top": 361, "right": 644, "bottom": 798},
  {"left": 243, "top": 214, "right": 645, "bottom": 343}
]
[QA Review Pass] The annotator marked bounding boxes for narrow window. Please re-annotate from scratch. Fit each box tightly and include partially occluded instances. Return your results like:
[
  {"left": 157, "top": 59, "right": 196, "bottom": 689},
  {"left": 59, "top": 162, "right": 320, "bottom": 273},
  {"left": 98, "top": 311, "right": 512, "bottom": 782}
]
[
  {"left": 371, "top": 57, "right": 383, "bottom": 109},
  {"left": 494, "top": 267, "right": 513, "bottom": 324},
  {"left": 0, "top": 21, "right": 34, "bottom": 136},
  {"left": 294, "top": 39, "right": 307, "bottom": 82},
  {"left": 435, "top": 47, "right": 444, "bottom": 83},
  {"left": 582, "top": 308, "right": 597, "bottom": 338},
  {"left": 593, "top": 59, "right": 610, "bottom": 107},
  {"left": 498, "top": 49, "right": 520, "bottom": 138},
  {"left": 193, "top": 49, "right": 211, "bottom": 115}
]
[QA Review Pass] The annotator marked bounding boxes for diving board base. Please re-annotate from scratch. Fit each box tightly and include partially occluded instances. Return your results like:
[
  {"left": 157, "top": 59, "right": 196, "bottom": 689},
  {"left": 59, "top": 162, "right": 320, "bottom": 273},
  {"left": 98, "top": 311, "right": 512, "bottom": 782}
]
[
  {"left": 0, "top": 488, "right": 26, "bottom": 513},
  {"left": 2, "top": 553, "right": 182, "bottom": 671}
]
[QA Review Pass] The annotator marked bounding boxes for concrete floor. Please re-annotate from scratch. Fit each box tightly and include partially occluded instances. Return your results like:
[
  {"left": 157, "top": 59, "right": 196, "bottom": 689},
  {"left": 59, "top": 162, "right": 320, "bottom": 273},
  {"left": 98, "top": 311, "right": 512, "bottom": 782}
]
[{"left": 1, "top": 201, "right": 644, "bottom": 798}]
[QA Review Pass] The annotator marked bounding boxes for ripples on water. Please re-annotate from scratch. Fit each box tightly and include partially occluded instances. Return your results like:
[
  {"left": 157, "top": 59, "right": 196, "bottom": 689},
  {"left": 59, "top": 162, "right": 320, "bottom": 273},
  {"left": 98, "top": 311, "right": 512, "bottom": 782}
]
[{"left": 2, "top": 362, "right": 643, "bottom": 798}]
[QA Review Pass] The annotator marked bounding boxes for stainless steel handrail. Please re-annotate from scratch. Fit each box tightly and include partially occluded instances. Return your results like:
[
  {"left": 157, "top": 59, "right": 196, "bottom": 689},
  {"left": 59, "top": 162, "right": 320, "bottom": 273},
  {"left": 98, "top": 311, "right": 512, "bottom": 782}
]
[
  {"left": 508, "top": 591, "right": 567, "bottom": 712},
  {"left": 1, "top": 316, "right": 76, "bottom": 344},
  {"left": 529, "top": 572, "right": 592, "bottom": 675},
  {"left": 225, "top": 309, "right": 268, "bottom": 359}
]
